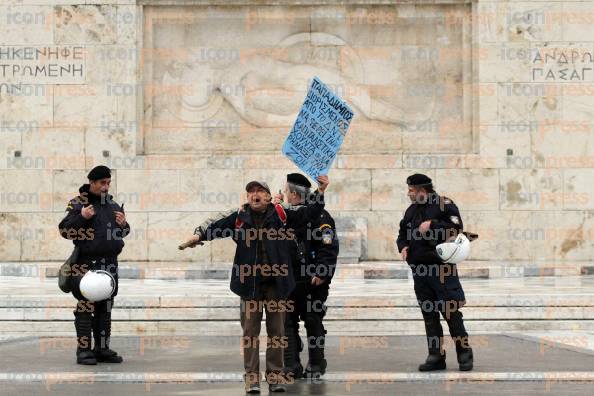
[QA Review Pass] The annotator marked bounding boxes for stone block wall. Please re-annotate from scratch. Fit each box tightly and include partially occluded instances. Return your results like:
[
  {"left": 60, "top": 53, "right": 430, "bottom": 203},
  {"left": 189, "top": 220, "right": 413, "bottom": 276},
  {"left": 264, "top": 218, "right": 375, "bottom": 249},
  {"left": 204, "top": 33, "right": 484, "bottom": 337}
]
[{"left": 1, "top": 0, "right": 593, "bottom": 271}]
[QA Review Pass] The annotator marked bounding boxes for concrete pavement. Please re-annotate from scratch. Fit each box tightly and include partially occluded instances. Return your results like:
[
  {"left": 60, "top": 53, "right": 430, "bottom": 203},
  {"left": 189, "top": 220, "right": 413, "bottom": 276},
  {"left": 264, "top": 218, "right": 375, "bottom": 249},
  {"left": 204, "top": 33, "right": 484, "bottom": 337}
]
[{"left": 1, "top": 334, "right": 594, "bottom": 395}]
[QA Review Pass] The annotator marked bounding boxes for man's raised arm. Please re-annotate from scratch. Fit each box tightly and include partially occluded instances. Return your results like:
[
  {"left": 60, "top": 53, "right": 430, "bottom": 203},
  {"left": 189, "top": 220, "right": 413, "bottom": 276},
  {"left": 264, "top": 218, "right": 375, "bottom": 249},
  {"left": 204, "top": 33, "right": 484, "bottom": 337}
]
[{"left": 285, "top": 175, "right": 329, "bottom": 228}]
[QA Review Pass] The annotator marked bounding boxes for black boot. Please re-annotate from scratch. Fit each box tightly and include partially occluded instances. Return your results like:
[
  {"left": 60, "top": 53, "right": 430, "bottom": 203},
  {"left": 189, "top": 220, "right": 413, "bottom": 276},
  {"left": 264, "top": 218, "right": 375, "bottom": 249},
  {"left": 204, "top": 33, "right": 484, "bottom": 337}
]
[
  {"left": 304, "top": 360, "right": 327, "bottom": 379},
  {"left": 93, "top": 301, "right": 123, "bottom": 363},
  {"left": 287, "top": 363, "right": 304, "bottom": 381},
  {"left": 74, "top": 311, "right": 96, "bottom": 365},
  {"left": 418, "top": 352, "right": 446, "bottom": 372},
  {"left": 283, "top": 318, "right": 304, "bottom": 380},
  {"left": 303, "top": 341, "right": 326, "bottom": 379},
  {"left": 303, "top": 314, "right": 327, "bottom": 380},
  {"left": 457, "top": 348, "right": 473, "bottom": 371}
]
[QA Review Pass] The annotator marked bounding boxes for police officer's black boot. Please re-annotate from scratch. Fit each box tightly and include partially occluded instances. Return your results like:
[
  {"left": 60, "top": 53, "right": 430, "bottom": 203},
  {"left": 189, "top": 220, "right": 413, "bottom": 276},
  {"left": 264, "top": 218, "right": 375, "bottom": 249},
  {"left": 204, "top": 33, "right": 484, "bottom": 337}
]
[
  {"left": 445, "top": 311, "right": 472, "bottom": 371},
  {"left": 457, "top": 347, "right": 473, "bottom": 371},
  {"left": 304, "top": 353, "right": 327, "bottom": 379},
  {"left": 303, "top": 332, "right": 327, "bottom": 379},
  {"left": 419, "top": 308, "right": 446, "bottom": 371},
  {"left": 418, "top": 351, "right": 446, "bottom": 372},
  {"left": 74, "top": 311, "right": 96, "bottom": 365},
  {"left": 283, "top": 319, "right": 303, "bottom": 380},
  {"left": 92, "top": 301, "right": 123, "bottom": 363},
  {"left": 303, "top": 312, "right": 328, "bottom": 380}
]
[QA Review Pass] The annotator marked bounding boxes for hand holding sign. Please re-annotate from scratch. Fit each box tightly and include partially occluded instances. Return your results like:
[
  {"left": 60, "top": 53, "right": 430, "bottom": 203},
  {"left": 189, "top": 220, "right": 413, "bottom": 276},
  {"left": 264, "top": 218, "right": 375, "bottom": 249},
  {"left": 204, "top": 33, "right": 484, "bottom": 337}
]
[
  {"left": 317, "top": 175, "right": 329, "bottom": 193},
  {"left": 272, "top": 190, "right": 284, "bottom": 205},
  {"left": 282, "top": 77, "right": 354, "bottom": 180}
]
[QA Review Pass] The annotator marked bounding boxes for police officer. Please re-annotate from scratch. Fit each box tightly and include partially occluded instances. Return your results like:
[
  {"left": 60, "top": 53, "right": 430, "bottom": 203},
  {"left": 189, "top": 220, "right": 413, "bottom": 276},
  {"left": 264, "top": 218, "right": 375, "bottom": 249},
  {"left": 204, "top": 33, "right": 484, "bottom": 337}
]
[
  {"left": 396, "top": 174, "right": 473, "bottom": 371},
  {"left": 276, "top": 173, "right": 339, "bottom": 380},
  {"left": 58, "top": 165, "right": 130, "bottom": 365}
]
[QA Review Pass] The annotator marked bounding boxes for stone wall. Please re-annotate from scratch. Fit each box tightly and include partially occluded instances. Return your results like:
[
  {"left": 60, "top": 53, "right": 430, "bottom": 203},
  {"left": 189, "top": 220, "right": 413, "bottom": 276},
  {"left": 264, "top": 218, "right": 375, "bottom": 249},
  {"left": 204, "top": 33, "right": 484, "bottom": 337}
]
[{"left": 1, "top": 0, "right": 593, "bottom": 274}]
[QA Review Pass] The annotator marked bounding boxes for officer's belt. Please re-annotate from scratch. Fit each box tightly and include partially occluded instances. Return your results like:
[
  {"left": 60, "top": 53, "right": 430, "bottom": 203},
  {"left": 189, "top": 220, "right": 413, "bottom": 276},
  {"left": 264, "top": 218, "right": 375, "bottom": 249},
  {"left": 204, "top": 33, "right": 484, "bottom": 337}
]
[{"left": 78, "top": 254, "right": 118, "bottom": 262}]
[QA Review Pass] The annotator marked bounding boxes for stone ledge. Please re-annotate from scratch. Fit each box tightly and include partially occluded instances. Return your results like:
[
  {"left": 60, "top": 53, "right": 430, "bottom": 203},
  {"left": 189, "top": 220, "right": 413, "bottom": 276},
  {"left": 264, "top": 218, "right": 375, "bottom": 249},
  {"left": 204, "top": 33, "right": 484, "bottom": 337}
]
[
  {"left": 138, "top": 0, "right": 473, "bottom": 6},
  {"left": 1, "top": 320, "right": 594, "bottom": 336},
  {"left": 2, "top": 261, "right": 593, "bottom": 280}
]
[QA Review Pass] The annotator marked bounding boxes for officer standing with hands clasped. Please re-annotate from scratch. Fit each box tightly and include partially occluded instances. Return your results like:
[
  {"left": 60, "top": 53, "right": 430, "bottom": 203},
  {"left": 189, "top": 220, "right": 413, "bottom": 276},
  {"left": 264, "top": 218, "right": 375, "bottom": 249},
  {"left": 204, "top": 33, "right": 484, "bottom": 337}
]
[
  {"left": 396, "top": 173, "right": 473, "bottom": 371},
  {"left": 58, "top": 165, "right": 130, "bottom": 365},
  {"left": 273, "top": 173, "right": 339, "bottom": 380}
]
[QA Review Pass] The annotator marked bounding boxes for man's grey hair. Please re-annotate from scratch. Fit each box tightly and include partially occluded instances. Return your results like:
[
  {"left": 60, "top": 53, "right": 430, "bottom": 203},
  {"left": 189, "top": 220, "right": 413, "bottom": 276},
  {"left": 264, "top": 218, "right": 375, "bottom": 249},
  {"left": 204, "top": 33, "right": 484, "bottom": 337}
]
[{"left": 287, "top": 182, "right": 310, "bottom": 203}]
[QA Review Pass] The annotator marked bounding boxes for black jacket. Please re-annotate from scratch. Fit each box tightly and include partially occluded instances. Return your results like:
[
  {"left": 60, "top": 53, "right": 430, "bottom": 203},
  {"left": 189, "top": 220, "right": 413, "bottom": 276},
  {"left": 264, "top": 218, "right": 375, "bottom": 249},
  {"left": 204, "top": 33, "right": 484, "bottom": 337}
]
[
  {"left": 58, "top": 184, "right": 130, "bottom": 258},
  {"left": 396, "top": 195, "right": 463, "bottom": 264},
  {"left": 196, "top": 192, "right": 325, "bottom": 299},
  {"left": 290, "top": 208, "right": 339, "bottom": 284}
]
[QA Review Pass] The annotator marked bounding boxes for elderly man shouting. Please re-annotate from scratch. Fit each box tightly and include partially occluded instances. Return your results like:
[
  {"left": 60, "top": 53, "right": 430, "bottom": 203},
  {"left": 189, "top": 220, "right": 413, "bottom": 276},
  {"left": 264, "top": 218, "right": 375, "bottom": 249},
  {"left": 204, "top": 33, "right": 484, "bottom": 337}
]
[{"left": 181, "top": 175, "right": 329, "bottom": 394}]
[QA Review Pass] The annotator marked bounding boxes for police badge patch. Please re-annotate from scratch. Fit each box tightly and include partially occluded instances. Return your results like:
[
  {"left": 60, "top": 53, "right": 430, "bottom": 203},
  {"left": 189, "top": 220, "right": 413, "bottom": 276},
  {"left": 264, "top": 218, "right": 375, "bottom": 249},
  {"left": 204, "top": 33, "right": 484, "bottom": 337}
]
[
  {"left": 320, "top": 228, "right": 332, "bottom": 245},
  {"left": 319, "top": 223, "right": 333, "bottom": 244},
  {"left": 450, "top": 216, "right": 460, "bottom": 224}
]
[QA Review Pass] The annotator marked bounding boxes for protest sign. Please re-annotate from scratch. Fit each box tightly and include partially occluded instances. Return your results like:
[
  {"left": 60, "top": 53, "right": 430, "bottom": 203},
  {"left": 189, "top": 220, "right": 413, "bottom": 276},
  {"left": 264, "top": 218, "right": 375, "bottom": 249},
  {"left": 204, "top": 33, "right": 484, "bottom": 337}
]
[{"left": 282, "top": 76, "right": 354, "bottom": 180}]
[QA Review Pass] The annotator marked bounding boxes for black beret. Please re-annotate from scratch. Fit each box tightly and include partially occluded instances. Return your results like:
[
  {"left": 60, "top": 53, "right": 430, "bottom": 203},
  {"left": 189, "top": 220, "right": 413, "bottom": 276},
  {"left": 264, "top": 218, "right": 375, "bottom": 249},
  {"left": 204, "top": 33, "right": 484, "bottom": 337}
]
[
  {"left": 406, "top": 173, "right": 432, "bottom": 187},
  {"left": 287, "top": 173, "right": 311, "bottom": 188},
  {"left": 87, "top": 165, "right": 111, "bottom": 181}
]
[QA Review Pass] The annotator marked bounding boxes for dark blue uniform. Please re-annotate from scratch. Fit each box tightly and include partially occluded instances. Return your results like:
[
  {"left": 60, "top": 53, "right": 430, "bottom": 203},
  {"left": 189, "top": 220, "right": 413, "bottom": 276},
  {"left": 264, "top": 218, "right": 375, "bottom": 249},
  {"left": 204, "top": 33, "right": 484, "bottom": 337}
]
[
  {"left": 59, "top": 184, "right": 129, "bottom": 299},
  {"left": 59, "top": 183, "right": 129, "bottom": 362},
  {"left": 284, "top": 208, "right": 339, "bottom": 378},
  {"left": 397, "top": 194, "right": 470, "bottom": 355}
]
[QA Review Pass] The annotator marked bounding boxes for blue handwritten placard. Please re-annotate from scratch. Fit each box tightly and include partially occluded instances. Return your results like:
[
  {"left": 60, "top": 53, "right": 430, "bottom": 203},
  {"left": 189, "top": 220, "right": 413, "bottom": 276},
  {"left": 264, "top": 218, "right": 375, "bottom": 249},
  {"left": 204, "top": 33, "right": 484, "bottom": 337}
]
[{"left": 282, "top": 76, "right": 354, "bottom": 180}]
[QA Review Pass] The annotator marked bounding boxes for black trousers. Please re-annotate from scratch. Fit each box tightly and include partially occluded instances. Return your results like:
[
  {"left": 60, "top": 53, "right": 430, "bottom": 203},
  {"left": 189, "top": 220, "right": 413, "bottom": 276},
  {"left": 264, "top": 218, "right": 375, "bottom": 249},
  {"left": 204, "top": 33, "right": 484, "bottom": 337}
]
[
  {"left": 74, "top": 298, "right": 115, "bottom": 352},
  {"left": 285, "top": 281, "right": 329, "bottom": 368},
  {"left": 411, "top": 263, "right": 470, "bottom": 355},
  {"left": 72, "top": 256, "right": 119, "bottom": 352}
]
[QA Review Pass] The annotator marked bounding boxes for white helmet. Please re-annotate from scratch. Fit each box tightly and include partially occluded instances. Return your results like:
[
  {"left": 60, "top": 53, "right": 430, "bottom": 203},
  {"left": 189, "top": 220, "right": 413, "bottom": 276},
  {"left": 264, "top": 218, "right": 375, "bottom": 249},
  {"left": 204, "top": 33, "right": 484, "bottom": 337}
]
[
  {"left": 436, "top": 233, "right": 470, "bottom": 264},
  {"left": 79, "top": 270, "right": 115, "bottom": 302}
]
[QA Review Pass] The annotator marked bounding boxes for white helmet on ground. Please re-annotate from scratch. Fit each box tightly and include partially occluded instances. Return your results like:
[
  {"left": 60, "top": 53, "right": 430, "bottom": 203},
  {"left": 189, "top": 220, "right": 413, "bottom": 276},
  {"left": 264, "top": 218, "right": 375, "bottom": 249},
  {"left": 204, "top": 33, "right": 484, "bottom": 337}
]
[
  {"left": 79, "top": 270, "right": 115, "bottom": 302},
  {"left": 436, "top": 233, "right": 470, "bottom": 264}
]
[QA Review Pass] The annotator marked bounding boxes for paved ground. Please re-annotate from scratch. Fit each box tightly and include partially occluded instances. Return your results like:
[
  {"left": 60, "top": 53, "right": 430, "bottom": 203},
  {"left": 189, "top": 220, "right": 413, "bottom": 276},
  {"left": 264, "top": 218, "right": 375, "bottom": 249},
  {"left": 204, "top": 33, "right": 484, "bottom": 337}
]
[
  {"left": 4, "top": 382, "right": 594, "bottom": 396},
  {"left": 2, "top": 276, "right": 594, "bottom": 394},
  {"left": 1, "top": 334, "right": 594, "bottom": 395}
]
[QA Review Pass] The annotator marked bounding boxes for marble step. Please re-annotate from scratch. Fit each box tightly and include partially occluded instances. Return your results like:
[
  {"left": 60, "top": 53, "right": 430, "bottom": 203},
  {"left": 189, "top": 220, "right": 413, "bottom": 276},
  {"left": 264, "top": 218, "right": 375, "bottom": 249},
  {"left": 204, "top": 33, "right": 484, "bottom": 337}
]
[
  {"left": 1, "top": 276, "right": 592, "bottom": 335},
  {"left": 3, "top": 295, "right": 594, "bottom": 310},
  {"left": 1, "top": 319, "right": 594, "bottom": 337},
  {"left": 1, "top": 260, "right": 592, "bottom": 280},
  {"left": 1, "top": 306, "right": 592, "bottom": 321}
]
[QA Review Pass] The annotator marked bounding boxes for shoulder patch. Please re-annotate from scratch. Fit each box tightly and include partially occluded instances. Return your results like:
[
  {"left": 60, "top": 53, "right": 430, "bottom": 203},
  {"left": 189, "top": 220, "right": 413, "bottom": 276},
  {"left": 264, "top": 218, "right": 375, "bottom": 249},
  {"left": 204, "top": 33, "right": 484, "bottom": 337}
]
[
  {"left": 443, "top": 197, "right": 453, "bottom": 204},
  {"left": 321, "top": 227, "right": 334, "bottom": 245},
  {"left": 450, "top": 215, "right": 460, "bottom": 225}
]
